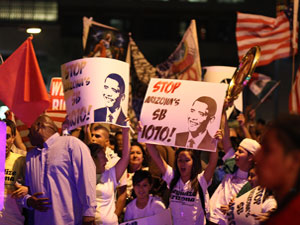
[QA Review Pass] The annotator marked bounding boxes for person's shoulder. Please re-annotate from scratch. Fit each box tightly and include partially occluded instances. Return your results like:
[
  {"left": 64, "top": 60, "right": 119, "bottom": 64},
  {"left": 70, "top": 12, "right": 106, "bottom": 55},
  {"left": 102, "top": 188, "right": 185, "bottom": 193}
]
[
  {"left": 149, "top": 196, "right": 166, "bottom": 210},
  {"left": 127, "top": 198, "right": 137, "bottom": 208},
  {"left": 8, "top": 151, "right": 25, "bottom": 162},
  {"left": 151, "top": 195, "right": 164, "bottom": 204},
  {"left": 25, "top": 147, "right": 39, "bottom": 159},
  {"left": 61, "top": 135, "right": 89, "bottom": 151}
]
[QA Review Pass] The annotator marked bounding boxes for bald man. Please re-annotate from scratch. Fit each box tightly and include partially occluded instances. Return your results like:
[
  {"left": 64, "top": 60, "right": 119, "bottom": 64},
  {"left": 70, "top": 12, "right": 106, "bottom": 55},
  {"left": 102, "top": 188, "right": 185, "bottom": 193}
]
[{"left": 22, "top": 115, "right": 96, "bottom": 225}]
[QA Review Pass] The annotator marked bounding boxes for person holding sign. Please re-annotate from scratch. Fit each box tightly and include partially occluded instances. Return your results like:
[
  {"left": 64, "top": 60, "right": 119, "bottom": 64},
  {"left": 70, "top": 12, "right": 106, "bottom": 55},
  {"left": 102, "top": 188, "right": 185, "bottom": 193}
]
[
  {"left": 94, "top": 73, "right": 127, "bottom": 126},
  {"left": 208, "top": 138, "right": 261, "bottom": 225},
  {"left": 175, "top": 96, "right": 217, "bottom": 150},
  {"left": 255, "top": 114, "right": 300, "bottom": 225},
  {"left": 145, "top": 127, "right": 221, "bottom": 225},
  {"left": 88, "top": 126, "right": 130, "bottom": 225},
  {"left": 219, "top": 167, "right": 277, "bottom": 225}
]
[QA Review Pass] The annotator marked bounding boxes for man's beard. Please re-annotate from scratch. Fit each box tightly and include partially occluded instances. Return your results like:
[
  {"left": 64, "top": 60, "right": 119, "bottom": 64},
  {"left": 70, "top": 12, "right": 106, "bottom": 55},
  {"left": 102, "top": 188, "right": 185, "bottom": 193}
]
[{"left": 190, "top": 118, "right": 210, "bottom": 138}]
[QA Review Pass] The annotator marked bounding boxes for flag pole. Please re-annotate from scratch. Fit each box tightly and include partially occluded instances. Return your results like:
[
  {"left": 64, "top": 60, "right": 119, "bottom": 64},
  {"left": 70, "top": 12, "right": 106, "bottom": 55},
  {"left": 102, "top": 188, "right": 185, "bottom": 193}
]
[
  {"left": 292, "top": 0, "right": 299, "bottom": 86},
  {"left": 0, "top": 54, "right": 3, "bottom": 65},
  {"left": 253, "top": 81, "right": 281, "bottom": 111}
]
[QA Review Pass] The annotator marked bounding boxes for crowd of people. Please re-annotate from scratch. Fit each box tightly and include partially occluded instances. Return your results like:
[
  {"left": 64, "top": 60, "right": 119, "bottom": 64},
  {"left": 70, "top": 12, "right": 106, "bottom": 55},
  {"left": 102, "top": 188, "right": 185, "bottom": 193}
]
[{"left": 1, "top": 105, "right": 300, "bottom": 225}]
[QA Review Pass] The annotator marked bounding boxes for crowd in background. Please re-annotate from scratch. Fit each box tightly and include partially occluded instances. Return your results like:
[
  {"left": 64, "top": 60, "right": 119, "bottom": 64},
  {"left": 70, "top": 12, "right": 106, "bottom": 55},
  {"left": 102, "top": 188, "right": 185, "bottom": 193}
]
[{"left": 1, "top": 104, "right": 300, "bottom": 225}]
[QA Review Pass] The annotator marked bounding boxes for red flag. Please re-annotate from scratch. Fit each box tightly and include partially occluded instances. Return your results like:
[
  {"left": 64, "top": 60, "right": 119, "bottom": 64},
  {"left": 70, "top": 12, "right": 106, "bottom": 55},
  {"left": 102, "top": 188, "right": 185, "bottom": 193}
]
[
  {"left": 0, "top": 37, "right": 49, "bottom": 126},
  {"left": 289, "top": 66, "right": 300, "bottom": 114},
  {"left": 236, "top": 12, "right": 296, "bottom": 66}
]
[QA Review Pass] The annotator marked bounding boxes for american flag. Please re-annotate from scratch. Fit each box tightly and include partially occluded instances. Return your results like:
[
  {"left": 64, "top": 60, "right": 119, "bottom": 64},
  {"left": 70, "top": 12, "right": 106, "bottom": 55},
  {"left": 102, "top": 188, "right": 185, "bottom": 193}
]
[
  {"left": 236, "top": 11, "right": 297, "bottom": 66},
  {"left": 289, "top": 66, "right": 300, "bottom": 114}
]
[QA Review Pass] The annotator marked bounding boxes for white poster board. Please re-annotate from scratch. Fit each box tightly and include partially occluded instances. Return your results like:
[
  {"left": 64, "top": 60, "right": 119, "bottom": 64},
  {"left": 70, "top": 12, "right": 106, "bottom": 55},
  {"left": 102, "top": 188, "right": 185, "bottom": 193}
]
[
  {"left": 61, "top": 57, "right": 129, "bottom": 130},
  {"left": 203, "top": 66, "right": 243, "bottom": 117},
  {"left": 120, "top": 208, "right": 172, "bottom": 225},
  {"left": 227, "top": 186, "right": 266, "bottom": 225},
  {"left": 138, "top": 78, "right": 227, "bottom": 152}
]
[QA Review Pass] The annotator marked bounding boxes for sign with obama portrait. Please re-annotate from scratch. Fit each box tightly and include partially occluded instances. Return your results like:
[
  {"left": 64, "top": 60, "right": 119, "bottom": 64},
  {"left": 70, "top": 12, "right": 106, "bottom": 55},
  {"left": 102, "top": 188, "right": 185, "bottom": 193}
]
[
  {"left": 138, "top": 78, "right": 227, "bottom": 152},
  {"left": 61, "top": 57, "right": 129, "bottom": 130}
]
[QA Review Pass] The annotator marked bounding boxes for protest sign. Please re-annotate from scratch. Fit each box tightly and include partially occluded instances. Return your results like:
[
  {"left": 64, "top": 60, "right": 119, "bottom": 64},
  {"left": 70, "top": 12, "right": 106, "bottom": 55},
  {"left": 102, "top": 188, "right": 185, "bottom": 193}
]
[
  {"left": 203, "top": 66, "right": 243, "bottom": 118},
  {"left": 119, "top": 208, "right": 172, "bottom": 225},
  {"left": 138, "top": 78, "right": 227, "bottom": 152},
  {"left": 227, "top": 186, "right": 266, "bottom": 225},
  {"left": 0, "top": 121, "right": 6, "bottom": 210},
  {"left": 48, "top": 77, "right": 66, "bottom": 111},
  {"left": 61, "top": 57, "right": 129, "bottom": 130}
]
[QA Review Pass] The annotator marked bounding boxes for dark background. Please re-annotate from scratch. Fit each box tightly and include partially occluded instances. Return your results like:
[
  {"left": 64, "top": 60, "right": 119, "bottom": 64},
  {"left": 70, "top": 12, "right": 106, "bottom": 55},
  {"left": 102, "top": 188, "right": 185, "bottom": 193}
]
[{"left": 0, "top": 0, "right": 297, "bottom": 122}]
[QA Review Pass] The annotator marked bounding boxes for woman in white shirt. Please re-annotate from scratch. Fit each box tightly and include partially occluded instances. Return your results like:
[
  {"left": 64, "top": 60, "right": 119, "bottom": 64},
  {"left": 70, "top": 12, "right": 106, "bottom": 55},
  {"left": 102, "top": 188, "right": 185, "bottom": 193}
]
[{"left": 146, "top": 130, "right": 220, "bottom": 225}]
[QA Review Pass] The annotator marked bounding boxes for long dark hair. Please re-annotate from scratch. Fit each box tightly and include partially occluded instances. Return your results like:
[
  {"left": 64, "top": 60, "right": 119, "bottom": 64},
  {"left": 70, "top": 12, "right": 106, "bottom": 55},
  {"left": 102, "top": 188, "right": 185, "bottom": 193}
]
[{"left": 169, "top": 148, "right": 202, "bottom": 195}]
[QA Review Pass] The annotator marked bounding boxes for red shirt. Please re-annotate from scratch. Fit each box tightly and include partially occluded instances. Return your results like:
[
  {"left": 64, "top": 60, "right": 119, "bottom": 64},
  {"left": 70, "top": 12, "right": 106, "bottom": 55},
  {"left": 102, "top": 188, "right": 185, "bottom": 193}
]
[{"left": 265, "top": 193, "right": 300, "bottom": 225}]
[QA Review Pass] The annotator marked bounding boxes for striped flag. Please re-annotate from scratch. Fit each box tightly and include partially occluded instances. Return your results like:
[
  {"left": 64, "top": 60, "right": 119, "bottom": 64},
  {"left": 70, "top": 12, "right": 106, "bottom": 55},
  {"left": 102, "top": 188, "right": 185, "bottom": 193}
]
[
  {"left": 236, "top": 11, "right": 296, "bottom": 66},
  {"left": 289, "top": 66, "right": 300, "bottom": 114}
]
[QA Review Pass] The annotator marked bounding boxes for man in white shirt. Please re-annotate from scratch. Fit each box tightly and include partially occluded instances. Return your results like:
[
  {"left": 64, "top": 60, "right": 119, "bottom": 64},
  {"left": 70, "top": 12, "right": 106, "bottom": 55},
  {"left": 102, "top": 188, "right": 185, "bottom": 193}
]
[{"left": 208, "top": 138, "right": 261, "bottom": 225}]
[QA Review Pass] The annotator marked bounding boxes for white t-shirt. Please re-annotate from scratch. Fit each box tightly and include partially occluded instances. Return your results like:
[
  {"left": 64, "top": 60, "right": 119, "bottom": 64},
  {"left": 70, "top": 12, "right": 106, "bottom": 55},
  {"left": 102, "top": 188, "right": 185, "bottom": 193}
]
[
  {"left": 252, "top": 194, "right": 277, "bottom": 225},
  {"left": 124, "top": 195, "right": 165, "bottom": 221},
  {"left": 95, "top": 167, "right": 118, "bottom": 225},
  {"left": 163, "top": 165, "right": 209, "bottom": 225},
  {"left": 209, "top": 169, "right": 248, "bottom": 225}
]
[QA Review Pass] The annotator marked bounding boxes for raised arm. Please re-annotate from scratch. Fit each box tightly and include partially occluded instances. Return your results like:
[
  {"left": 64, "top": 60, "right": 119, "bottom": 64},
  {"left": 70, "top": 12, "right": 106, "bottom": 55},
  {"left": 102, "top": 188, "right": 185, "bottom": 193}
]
[
  {"left": 221, "top": 110, "right": 233, "bottom": 154},
  {"left": 115, "top": 127, "right": 130, "bottom": 181},
  {"left": 237, "top": 113, "right": 252, "bottom": 139},
  {"left": 146, "top": 143, "right": 168, "bottom": 176},
  {"left": 203, "top": 130, "right": 220, "bottom": 184}
]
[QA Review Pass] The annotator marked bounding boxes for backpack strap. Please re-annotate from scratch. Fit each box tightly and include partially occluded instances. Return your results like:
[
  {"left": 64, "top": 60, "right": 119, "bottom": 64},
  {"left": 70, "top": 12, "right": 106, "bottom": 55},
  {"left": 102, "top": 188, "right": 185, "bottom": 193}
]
[{"left": 198, "top": 181, "right": 206, "bottom": 217}]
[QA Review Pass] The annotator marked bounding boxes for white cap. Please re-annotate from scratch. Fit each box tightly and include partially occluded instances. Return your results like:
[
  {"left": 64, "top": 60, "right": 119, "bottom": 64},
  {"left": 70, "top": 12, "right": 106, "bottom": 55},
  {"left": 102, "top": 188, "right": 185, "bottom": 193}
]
[{"left": 239, "top": 138, "right": 261, "bottom": 155}]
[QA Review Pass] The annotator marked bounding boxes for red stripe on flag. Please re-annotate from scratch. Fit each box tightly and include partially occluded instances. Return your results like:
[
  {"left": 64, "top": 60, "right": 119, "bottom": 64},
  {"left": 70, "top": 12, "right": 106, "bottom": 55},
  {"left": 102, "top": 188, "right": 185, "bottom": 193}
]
[{"left": 236, "top": 12, "right": 297, "bottom": 66}]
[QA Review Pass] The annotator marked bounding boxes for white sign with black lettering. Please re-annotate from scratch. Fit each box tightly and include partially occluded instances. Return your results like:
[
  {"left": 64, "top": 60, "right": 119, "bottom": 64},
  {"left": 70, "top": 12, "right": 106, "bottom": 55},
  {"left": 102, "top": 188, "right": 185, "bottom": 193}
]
[
  {"left": 226, "top": 186, "right": 266, "bottom": 225},
  {"left": 61, "top": 57, "right": 129, "bottom": 130},
  {"left": 138, "top": 78, "right": 227, "bottom": 152}
]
